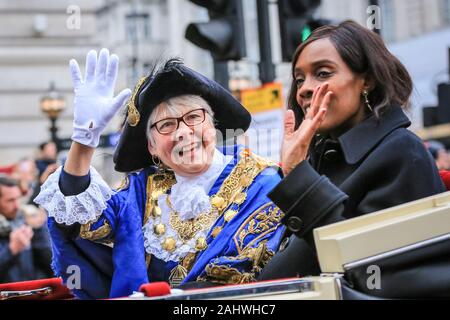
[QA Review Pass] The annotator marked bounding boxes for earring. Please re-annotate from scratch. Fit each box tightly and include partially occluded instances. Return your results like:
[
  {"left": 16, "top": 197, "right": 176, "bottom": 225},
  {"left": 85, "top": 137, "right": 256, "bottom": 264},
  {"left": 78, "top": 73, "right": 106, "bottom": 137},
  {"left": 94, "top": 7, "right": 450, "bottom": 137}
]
[
  {"left": 152, "top": 154, "right": 161, "bottom": 167},
  {"left": 363, "top": 90, "right": 373, "bottom": 113}
]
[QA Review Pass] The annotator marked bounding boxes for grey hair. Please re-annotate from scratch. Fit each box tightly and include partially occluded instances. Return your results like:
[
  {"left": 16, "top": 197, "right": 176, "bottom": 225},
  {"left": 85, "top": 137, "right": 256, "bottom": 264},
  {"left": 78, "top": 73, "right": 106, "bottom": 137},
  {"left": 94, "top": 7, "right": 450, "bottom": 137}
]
[{"left": 146, "top": 95, "right": 216, "bottom": 145}]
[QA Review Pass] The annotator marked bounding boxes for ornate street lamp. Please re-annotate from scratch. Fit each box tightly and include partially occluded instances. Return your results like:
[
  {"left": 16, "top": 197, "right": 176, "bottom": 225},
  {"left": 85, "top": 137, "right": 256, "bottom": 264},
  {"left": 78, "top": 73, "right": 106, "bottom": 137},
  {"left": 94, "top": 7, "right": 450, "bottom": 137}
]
[{"left": 40, "top": 82, "right": 66, "bottom": 150}]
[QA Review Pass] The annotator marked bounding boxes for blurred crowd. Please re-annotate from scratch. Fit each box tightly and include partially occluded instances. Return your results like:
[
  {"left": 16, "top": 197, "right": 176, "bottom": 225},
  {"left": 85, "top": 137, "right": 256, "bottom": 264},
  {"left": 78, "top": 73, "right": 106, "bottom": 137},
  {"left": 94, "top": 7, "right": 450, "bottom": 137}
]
[
  {"left": 424, "top": 140, "right": 450, "bottom": 171},
  {"left": 0, "top": 141, "right": 58, "bottom": 283}
]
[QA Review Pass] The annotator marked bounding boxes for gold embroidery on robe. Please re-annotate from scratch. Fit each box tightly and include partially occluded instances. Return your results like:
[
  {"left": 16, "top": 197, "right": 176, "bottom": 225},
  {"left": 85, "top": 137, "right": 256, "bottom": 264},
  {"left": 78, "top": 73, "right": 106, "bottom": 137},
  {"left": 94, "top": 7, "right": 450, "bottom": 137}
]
[
  {"left": 198, "top": 265, "right": 256, "bottom": 285},
  {"left": 198, "top": 241, "right": 276, "bottom": 285},
  {"left": 234, "top": 203, "right": 284, "bottom": 254},
  {"left": 79, "top": 218, "right": 113, "bottom": 246}
]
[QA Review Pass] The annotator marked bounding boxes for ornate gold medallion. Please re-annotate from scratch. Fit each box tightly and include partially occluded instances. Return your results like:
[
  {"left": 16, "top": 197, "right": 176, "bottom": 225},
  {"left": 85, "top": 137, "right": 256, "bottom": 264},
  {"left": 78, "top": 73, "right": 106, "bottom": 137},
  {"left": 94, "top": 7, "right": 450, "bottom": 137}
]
[
  {"left": 152, "top": 205, "right": 162, "bottom": 218},
  {"left": 224, "top": 210, "right": 238, "bottom": 222},
  {"left": 162, "top": 237, "right": 177, "bottom": 253},
  {"left": 211, "top": 195, "right": 226, "bottom": 211},
  {"left": 154, "top": 223, "right": 166, "bottom": 236},
  {"left": 195, "top": 237, "right": 208, "bottom": 251},
  {"left": 234, "top": 192, "right": 247, "bottom": 205}
]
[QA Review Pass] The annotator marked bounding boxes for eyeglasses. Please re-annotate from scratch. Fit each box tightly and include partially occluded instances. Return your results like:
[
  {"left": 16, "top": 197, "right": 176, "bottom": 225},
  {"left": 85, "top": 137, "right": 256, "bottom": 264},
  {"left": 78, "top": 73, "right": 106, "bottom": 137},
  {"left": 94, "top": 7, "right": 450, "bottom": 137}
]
[{"left": 150, "top": 108, "right": 207, "bottom": 135}]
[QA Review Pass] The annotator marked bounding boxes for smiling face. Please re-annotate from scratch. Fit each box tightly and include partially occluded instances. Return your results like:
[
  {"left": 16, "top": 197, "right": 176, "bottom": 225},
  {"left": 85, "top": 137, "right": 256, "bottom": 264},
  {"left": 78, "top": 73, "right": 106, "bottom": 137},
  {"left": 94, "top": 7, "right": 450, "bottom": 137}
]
[
  {"left": 294, "top": 38, "right": 370, "bottom": 138},
  {"left": 147, "top": 95, "right": 217, "bottom": 177}
]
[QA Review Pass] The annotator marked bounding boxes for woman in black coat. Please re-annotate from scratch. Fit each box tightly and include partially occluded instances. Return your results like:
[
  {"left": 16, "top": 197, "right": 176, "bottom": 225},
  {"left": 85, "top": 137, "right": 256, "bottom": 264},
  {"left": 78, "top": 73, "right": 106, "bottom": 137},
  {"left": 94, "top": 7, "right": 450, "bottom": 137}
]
[{"left": 259, "top": 21, "right": 446, "bottom": 281}]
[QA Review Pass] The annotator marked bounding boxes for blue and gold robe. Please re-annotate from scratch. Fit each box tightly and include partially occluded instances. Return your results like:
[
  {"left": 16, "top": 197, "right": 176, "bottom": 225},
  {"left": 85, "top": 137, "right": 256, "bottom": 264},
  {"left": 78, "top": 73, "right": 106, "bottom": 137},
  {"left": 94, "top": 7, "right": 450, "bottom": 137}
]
[{"left": 46, "top": 145, "right": 285, "bottom": 299}]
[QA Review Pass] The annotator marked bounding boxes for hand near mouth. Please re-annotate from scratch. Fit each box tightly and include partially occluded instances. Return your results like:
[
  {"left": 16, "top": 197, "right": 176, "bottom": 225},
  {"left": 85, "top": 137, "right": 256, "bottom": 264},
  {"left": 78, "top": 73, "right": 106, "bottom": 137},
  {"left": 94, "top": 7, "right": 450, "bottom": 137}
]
[{"left": 281, "top": 83, "right": 333, "bottom": 176}]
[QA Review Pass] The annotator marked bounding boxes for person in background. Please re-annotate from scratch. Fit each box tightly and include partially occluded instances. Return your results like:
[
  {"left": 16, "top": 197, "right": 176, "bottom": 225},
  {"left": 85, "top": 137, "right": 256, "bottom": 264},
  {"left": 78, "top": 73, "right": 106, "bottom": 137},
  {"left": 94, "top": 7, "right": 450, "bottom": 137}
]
[
  {"left": 10, "top": 158, "right": 37, "bottom": 199},
  {"left": 35, "top": 141, "right": 58, "bottom": 178},
  {"left": 0, "top": 176, "right": 52, "bottom": 283},
  {"left": 425, "top": 140, "right": 450, "bottom": 171},
  {"left": 29, "top": 142, "right": 59, "bottom": 207}
]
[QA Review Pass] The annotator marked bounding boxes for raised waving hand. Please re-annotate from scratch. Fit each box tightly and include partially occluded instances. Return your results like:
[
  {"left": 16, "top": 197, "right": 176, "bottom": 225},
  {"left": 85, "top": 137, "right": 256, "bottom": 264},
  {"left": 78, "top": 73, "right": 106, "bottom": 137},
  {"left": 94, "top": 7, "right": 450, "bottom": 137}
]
[{"left": 69, "top": 48, "right": 131, "bottom": 148}]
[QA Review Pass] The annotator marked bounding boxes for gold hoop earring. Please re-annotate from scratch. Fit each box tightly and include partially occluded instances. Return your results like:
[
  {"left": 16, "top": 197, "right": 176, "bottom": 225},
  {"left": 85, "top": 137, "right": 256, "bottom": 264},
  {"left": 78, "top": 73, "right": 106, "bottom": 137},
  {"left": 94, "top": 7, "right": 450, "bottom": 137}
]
[
  {"left": 152, "top": 154, "right": 161, "bottom": 167},
  {"left": 363, "top": 90, "right": 373, "bottom": 113}
]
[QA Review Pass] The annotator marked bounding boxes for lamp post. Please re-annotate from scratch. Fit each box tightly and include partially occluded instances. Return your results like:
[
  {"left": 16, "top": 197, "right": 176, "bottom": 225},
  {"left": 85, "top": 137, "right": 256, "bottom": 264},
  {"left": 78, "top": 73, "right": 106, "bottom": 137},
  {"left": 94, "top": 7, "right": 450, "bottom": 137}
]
[{"left": 40, "top": 82, "right": 66, "bottom": 151}]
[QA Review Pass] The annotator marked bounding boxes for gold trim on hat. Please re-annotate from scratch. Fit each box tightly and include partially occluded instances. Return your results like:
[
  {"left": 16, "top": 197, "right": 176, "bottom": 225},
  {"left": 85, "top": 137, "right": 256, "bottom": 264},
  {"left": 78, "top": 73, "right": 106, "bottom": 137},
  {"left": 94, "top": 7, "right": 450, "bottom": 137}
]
[{"left": 126, "top": 76, "right": 148, "bottom": 127}]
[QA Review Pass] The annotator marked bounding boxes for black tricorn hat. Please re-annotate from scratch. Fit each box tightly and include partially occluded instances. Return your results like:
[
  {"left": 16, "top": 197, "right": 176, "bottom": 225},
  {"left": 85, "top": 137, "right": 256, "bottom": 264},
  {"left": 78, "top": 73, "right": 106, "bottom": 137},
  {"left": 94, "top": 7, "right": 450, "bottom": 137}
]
[{"left": 113, "top": 59, "right": 251, "bottom": 173}]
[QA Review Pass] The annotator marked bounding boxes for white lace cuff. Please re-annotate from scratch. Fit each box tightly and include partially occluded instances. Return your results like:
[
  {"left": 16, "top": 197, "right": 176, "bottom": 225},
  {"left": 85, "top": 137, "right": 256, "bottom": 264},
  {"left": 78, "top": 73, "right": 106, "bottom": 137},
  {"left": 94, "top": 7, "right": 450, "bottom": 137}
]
[{"left": 34, "top": 166, "right": 115, "bottom": 226}]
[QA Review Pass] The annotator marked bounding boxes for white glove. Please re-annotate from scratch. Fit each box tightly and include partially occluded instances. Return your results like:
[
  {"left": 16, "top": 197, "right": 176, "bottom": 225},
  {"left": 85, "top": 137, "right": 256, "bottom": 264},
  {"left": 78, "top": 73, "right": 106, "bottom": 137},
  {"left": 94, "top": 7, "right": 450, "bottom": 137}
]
[{"left": 69, "top": 48, "right": 132, "bottom": 148}]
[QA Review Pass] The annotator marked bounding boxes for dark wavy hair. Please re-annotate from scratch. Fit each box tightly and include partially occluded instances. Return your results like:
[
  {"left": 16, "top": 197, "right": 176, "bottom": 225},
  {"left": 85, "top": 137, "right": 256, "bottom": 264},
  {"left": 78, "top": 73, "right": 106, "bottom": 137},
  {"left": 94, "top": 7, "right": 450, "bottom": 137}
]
[{"left": 288, "top": 20, "right": 413, "bottom": 127}]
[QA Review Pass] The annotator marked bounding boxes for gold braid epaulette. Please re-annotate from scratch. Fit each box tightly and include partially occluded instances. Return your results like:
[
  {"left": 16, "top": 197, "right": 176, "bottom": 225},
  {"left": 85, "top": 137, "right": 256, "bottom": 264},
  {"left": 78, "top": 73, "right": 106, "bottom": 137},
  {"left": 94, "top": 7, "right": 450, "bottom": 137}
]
[{"left": 79, "top": 219, "right": 112, "bottom": 244}]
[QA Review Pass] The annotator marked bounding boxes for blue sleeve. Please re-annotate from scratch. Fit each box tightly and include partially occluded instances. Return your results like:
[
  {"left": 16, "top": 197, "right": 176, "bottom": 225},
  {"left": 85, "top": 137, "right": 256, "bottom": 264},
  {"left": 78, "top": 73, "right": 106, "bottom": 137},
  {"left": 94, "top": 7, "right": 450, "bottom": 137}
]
[{"left": 47, "top": 171, "right": 145, "bottom": 299}]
